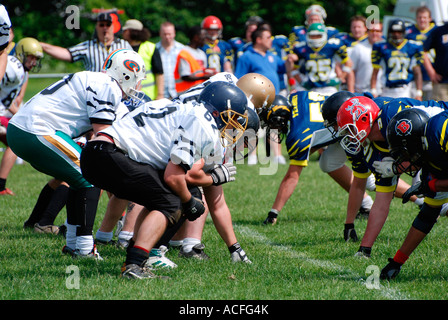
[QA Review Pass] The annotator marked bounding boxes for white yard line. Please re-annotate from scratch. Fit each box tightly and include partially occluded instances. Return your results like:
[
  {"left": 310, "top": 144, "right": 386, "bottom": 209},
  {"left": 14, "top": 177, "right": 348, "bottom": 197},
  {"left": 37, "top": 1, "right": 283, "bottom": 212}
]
[{"left": 235, "top": 225, "right": 411, "bottom": 300}]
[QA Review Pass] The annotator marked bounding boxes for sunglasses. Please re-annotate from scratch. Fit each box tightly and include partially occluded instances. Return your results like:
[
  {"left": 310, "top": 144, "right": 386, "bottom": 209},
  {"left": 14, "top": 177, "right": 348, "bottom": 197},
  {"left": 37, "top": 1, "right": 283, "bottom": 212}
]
[
  {"left": 369, "top": 29, "right": 382, "bottom": 33},
  {"left": 98, "top": 22, "right": 112, "bottom": 27}
]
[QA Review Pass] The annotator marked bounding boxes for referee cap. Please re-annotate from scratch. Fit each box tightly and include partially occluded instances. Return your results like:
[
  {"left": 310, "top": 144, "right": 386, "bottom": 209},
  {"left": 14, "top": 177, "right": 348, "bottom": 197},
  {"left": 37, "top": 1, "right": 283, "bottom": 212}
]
[
  {"left": 122, "top": 19, "right": 144, "bottom": 31},
  {"left": 97, "top": 12, "right": 113, "bottom": 23}
]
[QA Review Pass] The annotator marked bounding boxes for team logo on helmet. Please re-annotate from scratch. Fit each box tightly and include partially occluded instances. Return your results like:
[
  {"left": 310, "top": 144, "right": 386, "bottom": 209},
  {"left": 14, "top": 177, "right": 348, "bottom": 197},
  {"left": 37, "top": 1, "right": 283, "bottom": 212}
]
[
  {"left": 344, "top": 98, "right": 368, "bottom": 121},
  {"left": 123, "top": 59, "right": 140, "bottom": 72},
  {"left": 395, "top": 119, "right": 412, "bottom": 136}
]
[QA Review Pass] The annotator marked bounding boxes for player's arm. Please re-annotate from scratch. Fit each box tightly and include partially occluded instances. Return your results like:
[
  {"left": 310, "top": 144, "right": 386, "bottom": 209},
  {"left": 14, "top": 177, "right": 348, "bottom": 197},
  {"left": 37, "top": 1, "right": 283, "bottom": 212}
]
[
  {"left": 271, "top": 164, "right": 303, "bottom": 212},
  {"left": 345, "top": 175, "right": 367, "bottom": 225},
  {"left": 423, "top": 51, "right": 441, "bottom": 83},
  {"left": 40, "top": 42, "right": 72, "bottom": 62},
  {"left": 370, "top": 68, "right": 380, "bottom": 97},
  {"left": 412, "top": 64, "right": 423, "bottom": 100}
]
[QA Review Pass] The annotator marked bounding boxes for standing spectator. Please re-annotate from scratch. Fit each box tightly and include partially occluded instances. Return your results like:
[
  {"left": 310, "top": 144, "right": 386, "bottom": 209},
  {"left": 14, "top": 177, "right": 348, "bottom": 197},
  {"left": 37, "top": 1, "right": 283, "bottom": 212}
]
[
  {"left": 0, "top": 4, "right": 12, "bottom": 80},
  {"left": 173, "top": 25, "right": 216, "bottom": 95},
  {"left": 201, "top": 16, "right": 233, "bottom": 73},
  {"left": 291, "top": 23, "right": 354, "bottom": 95},
  {"left": 229, "top": 16, "right": 264, "bottom": 65},
  {"left": 0, "top": 38, "right": 43, "bottom": 196},
  {"left": 40, "top": 12, "right": 132, "bottom": 72},
  {"left": 422, "top": 14, "right": 448, "bottom": 101},
  {"left": 122, "top": 19, "right": 164, "bottom": 100},
  {"left": 235, "top": 24, "right": 292, "bottom": 95},
  {"left": 406, "top": 6, "right": 437, "bottom": 100},
  {"left": 371, "top": 19, "right": 424, "bottom": 99},
  {"left": 351, "top": 21, "right": 384, "bottom": 94},
  {"left": 156, "top": 21, "right": 184, "bottom": 99}
]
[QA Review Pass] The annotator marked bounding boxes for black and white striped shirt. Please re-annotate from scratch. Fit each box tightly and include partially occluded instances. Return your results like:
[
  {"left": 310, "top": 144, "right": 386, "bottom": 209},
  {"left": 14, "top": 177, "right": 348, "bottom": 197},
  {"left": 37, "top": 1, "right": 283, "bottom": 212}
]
[{"left": 68, "top": 38, "right": 132, "bottom": 72}]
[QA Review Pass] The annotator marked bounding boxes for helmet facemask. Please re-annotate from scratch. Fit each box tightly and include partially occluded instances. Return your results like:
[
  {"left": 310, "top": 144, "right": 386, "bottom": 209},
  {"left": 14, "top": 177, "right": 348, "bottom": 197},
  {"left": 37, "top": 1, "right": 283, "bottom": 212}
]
[
  {"left": 219, "top": 108, "right": 248, "bottom": 147},
  {"left": 338, "top": 122, "right": 369, "bottom": 154}
]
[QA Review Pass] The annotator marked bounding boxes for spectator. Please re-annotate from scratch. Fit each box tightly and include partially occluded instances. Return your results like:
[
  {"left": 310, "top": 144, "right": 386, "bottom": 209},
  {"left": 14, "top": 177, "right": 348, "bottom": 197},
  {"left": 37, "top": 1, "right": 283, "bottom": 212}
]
[
  {"left": 351, "top": 21, "right": 384, "bottom": 94},
  {"left": 406, "top": 6, "right": 437, "bottom": 100},
  {"left": 122, "top": 19, "right": 164, "bottom": 100},
  {"left": 173, "top": 25, "right": 216, "bottom": 95},
  {"left": 156, "top": 21, "right": 184, "bottom": 99}
]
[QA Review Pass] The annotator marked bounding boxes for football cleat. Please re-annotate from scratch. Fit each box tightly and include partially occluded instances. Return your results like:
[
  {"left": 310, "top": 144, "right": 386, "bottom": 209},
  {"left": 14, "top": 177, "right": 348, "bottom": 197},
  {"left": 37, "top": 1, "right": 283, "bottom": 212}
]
[
  {"left": 34, "top": 223, "right": 60, "bottom": 235},
  {"left": 121, "top": 263, "right": 162, "bottom": 280},
  {"left": 74, "top": 244, "right": 103, "bottom": 261},
  {"left": 356, "top": 207, "right": 370, "bottom": 219},
  {"left": 0, "top": 188, "right": 15, "bottom": 196},
  {"left": 95, "top": 238, "right": 117, "bottom": 246},
  {"left": 144, "top": 245, "right": 177, "bottom": 269},
  {"left": 62, "top": 245, "right": 76, "bottom": 258},
  {"left": 179, "top": 243, "right": 210, "bottom": 260}
]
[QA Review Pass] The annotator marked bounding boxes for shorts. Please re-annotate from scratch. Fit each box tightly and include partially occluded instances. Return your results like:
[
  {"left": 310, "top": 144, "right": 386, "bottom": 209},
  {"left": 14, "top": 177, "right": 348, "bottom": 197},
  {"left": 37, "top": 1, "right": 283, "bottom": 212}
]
[{"left": 81, "top": 140, "right": 200, "bottom": 226}]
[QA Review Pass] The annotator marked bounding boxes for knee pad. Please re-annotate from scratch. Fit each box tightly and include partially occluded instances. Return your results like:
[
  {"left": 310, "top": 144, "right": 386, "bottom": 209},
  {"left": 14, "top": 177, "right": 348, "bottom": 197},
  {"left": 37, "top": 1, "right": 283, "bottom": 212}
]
[{"left": 412, "top": 203, "right": 440, "bottom": 234}]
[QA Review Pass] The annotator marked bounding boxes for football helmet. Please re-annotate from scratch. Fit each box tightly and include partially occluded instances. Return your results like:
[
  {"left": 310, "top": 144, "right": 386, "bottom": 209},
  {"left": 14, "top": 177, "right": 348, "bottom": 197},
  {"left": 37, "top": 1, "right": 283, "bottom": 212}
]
[
  {"left": 321, "top": 91, "right": 356, "bottom": 138},
  {"left": 102, "top": 49, "right": 146, "bottom": 99},
  {"left": 387, "top": 19, "right": 406, "bottom": 46},
  {"left": 305, "top": 4, "right": 327, "bottom": 25},
  {"left": 386, "top": 108, "right": 429, "bottom": 177},
  {"left": 265, "top": 95, "right": 291, "bottom": 144},
  {"left": 236, "top": 73, "right": 275, "bottom": 109},
  {"left": 15, "top": 37, "right": 43, "bottom": 72},
  {"left": 306, "top": 23, "right": 327, "bottom": 49},
  {"left": 198, "top": 81, "right": 248, "bottom": 147},
  {"left": 337, "top": 96, "right": 380, "bottom": 154},
  {"left": 201, "top": 16, "right": 223, "bottom": 41}
]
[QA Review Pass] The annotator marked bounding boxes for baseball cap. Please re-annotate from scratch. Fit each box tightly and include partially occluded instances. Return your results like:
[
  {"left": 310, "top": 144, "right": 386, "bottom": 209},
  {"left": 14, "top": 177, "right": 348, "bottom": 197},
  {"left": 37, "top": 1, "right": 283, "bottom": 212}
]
[
  {"left": 97, "top": 12, "right": 112, "bottom": 23},
  {"left": 122, "top": 19, "right": 144, "bottom": 31}
]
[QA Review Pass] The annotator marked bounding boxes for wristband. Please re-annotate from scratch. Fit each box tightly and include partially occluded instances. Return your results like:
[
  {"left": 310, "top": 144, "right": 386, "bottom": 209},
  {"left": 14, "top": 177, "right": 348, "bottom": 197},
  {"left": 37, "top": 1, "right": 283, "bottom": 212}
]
[
  {"left": 342, "top": 65, "right": 352, "bottom": 73},
  {"left": 416, "top": 89, "right": 423, "bottom": 97},
  {"left": 370, "top": 88, "right": 378, "bottom": 95},
  {"left": 428, "top": 178, "right": 438, "bottom": 193},
  {"left": 393, "top": 249, "right": 409, "bottom": 265}
]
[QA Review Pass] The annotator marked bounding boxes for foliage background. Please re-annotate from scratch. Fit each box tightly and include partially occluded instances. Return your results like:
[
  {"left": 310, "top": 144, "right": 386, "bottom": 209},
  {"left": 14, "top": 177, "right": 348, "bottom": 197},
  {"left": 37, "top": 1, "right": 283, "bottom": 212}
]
[{"left": 2, "top": 0, "right": 396, "bottom": 72}]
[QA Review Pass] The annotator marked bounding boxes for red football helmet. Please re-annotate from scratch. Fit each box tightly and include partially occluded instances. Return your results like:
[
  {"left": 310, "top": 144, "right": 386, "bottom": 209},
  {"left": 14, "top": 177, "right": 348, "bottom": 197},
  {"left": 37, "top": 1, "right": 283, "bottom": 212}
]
[
  {"left": 336, "top": 96, "right": 380, "bottom": 154},
  {"left": 201, "top": 15, "right": 223, "bottom": 41}
]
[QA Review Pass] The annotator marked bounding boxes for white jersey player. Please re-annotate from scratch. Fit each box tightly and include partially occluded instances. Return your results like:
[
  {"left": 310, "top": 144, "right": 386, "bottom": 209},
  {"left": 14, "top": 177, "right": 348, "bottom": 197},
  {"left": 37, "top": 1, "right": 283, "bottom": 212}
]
[
  {"left": 7, "top": 49, "right": 146, "bottom": 259},
  {"left": 0, "top": 55, "right": 26, "bottom": 117}
]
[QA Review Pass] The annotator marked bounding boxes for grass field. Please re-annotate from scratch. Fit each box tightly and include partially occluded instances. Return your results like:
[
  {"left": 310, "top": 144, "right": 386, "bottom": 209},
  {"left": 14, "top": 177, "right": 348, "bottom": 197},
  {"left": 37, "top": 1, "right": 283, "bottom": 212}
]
[{"left": 2, "top": 78, "right": 448, "bottom": 308}]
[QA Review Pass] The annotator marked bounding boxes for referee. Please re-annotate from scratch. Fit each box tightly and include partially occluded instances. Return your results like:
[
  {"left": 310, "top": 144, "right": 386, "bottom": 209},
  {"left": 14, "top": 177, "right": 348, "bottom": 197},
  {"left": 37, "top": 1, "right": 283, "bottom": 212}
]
[{"left": 40, "top": 12, "right": 132, "bottom": 72}]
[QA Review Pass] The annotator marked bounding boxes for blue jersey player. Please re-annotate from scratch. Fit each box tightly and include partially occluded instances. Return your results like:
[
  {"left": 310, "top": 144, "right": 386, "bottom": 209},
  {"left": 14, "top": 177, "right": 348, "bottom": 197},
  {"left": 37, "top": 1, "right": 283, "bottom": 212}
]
[
  {"left": 201, "top": 16, "right": 233, "bottom": 73},
  {"left": 291, "top": 23, "right": 353, "bottom": 94},
  {"left": 380, "top": 109, "right": 448, "bottom": 280},
  {"left": 337, "top": 96, "right": 447, "bottom": 258},
  {"left": 371, "top": 19, "right": 424, "bottom": 99}
]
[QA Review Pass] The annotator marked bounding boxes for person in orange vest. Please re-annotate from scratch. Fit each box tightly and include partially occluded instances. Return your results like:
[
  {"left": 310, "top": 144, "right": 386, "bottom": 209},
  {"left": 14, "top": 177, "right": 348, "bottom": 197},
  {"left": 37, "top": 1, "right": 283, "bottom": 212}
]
[{"left": 174, "top": 25, "right": 217, "bottom": 95}]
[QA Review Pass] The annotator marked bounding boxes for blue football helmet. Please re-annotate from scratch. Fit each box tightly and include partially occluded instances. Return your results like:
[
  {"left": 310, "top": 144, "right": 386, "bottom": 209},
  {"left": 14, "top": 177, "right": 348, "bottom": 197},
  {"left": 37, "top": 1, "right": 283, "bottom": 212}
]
[{"left": 199, "top": 81, "right": 249, "bottom": 146}]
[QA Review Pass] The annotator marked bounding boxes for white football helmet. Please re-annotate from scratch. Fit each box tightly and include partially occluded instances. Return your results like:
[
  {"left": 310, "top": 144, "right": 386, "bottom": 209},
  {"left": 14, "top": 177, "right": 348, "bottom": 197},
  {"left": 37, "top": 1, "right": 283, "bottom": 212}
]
[{"left": 102, "top": 49, "right": 146, "bottom": 99}]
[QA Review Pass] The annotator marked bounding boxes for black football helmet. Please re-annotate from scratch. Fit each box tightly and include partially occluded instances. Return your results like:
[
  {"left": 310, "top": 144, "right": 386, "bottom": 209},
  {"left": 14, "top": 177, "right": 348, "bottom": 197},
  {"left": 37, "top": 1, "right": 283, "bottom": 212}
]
[
  {"left": 386, "top": 108, "right": 430, "bottom": 177},
  {"left": 321, "top": 91, "right": 355, "bottom": 139},
  {"left": 387, "top": 19, "right": 406, "bottom": 46},
  {"left": 265, "top": 95, "right": 291, "bottom": 144},
  {"left": 199, "top": 81, "right": 249, "bottom": 146}
]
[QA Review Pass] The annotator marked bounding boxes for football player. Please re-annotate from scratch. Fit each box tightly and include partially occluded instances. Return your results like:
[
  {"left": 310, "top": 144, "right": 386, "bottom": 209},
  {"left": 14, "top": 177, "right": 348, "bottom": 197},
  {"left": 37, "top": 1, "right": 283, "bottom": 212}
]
[
  {"left": 80, "top": 81, "right": 250, "bottom": 279},
  {"left": 336, "top": 95, "right": 448, "bottom": 257},
  {"left": 371, "top": 19, "right": 424, "bottom": 99},
  {"left": 201, "top": 15, "right": 233, "bottom": 73},
  {"left": 7, "top": 48, "right": 146, "bottom": 259},
  {"left": 379, "top": 109, "right": 448, "bottom": 280},
  {"left": 290, "top": 23, "right": 354, "bottom": 94},
  {"left": 0, "top": 37, "right": 43, "bottom": 196}
]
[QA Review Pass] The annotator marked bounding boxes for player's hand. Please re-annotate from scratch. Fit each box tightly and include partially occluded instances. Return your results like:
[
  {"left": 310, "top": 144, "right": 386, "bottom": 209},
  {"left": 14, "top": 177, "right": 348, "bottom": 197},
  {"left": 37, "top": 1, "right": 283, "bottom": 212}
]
[
  {"left": 372, "top": 157, "right": 397, "bottom": 178},
  {"left": 402, "top": 181, "right": 433, "bottom": 203},
  {"left": 182, "top": 196, "right": 205, "bottom": 221},
  {"left": 210, "top": 163, "right": 237, "bottom": 186},
  {"left": 380, "top": 258, "right": 403, "bottom": 280}
]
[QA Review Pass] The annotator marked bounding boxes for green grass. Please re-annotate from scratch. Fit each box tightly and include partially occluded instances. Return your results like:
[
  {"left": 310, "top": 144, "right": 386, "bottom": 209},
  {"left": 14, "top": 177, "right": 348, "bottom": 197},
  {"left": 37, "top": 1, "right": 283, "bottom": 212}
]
[
  {"left": 1, "top": 150, "right": 448, "bottom": 302},
  {"left": 4, "top": 78, "right": 448, "bottom": 304}
]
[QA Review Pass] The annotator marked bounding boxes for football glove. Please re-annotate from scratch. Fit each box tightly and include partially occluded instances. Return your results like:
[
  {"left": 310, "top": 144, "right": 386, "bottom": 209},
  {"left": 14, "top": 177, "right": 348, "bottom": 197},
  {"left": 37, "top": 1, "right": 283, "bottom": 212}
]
[
  {"left": 210, "top": 163, "right": 237, "bottom": 186},
  {"left": 380, "top": 258, "right": 403, "bottom": 280},
  {"left": 402, "top": 180, "right": 435, "bottom": 204},
  {"left": 182, "top": 196, "right": 205, "bottom": 221},
  {"left": 344, "top": 224, "right": 358, "bottom": 242},
  {"left": 263, "top": 210, "right": 278, "bottom": 225},
  {"left": 372, "top": 157, "right": 398, "bottom": 178}
]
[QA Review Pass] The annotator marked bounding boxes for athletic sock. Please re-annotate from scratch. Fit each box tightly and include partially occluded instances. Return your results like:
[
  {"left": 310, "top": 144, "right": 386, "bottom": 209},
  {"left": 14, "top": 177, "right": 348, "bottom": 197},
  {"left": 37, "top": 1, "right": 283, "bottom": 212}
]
[
  {"left": 181, "top": 238, "right": 201, "bottom": 253},
  {"left": 38, "top": 184, "right": 69, "bottom": 226},
  {"left": 0, "top": 178, "right": 6, "bottom": 191},
  {"left": 125, "top": 246, "right": 149, "bottom": 266}
]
